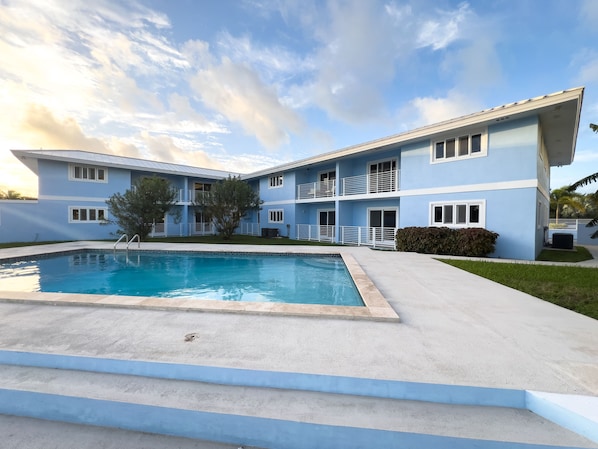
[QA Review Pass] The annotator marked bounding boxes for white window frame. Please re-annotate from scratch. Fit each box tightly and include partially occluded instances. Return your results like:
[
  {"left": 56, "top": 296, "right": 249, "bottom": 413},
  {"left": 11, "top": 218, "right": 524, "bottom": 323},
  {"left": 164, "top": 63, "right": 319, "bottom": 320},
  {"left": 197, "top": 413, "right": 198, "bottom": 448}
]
[
  {"left": 268, "top": 173, "right": 284, "bottom": 189},
  {"left": 429, "top": 200, "right": 485, "bottom": 228},
  {"left": 431, "top": 129, "right": 487, "bottom": 163},
  {"left": 268, "top": 209, "right": 284, "bottom": 223},
  {"left": 69, "top": 164, "right": 108, "bottom": 183},
  {"left": 69, "top": 206, "right": 108, "bottom": 223}
]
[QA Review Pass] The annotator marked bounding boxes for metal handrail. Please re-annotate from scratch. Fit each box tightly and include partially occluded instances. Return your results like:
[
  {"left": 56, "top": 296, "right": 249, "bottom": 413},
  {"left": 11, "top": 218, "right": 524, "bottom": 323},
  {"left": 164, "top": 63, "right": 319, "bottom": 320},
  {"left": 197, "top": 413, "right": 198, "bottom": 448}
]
[
  {"left": 126, "top": 234, "right": 140, "bottom": 250},
  {"left": 113, "top": 234, "right": 128, "bottom": 251}
]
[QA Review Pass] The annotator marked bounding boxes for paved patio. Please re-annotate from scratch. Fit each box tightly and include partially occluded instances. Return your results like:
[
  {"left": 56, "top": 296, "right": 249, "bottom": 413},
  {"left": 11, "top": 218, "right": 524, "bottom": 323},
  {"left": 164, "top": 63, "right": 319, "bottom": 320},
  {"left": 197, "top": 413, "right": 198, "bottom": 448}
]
[{"left": 0, "top": 242, "right": 597, "bottom": 447}]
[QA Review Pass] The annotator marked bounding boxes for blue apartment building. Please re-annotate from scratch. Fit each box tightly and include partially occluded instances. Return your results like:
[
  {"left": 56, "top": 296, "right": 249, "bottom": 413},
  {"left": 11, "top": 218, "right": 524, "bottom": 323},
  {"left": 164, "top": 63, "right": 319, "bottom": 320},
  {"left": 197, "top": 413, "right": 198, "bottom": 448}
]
[{"left": 0, "top": 88, "right": 584, "bottom": 260}]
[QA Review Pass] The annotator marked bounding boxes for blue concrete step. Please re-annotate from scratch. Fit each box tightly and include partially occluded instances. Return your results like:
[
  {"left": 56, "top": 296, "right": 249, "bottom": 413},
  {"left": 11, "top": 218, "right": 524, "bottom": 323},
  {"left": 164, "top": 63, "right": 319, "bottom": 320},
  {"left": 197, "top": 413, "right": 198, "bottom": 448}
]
[{"left": 0, "top": 361, "right": 596, "bottom": 449}]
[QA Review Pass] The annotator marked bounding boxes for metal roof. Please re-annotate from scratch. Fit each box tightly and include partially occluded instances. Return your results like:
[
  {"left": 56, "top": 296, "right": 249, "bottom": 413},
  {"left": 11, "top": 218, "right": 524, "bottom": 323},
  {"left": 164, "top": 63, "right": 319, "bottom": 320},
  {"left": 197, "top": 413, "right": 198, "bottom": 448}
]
[
  {"left": 243, "top": 87, "right": 584, "bottom": 179},
  {"left": 11, "top": 87, "right": 584, "bottom": 181},
  {"left": 11, "top": 149, "right": 239, "bottom": 179}
]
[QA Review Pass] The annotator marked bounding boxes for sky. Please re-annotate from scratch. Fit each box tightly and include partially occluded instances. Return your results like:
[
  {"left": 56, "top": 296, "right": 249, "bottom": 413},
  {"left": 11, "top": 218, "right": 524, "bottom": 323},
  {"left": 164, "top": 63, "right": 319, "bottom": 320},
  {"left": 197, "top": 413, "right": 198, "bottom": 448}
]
[{"left": 1, "top": 0, "right": 597, "bottom": 197}]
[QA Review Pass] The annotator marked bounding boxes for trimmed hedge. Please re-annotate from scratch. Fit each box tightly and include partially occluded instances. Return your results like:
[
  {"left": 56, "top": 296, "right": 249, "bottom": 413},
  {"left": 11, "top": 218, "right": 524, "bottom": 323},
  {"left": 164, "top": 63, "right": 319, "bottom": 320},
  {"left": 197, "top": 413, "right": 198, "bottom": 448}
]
[{"left": 395, "top": 227, "right": 499, "bottom": 257}]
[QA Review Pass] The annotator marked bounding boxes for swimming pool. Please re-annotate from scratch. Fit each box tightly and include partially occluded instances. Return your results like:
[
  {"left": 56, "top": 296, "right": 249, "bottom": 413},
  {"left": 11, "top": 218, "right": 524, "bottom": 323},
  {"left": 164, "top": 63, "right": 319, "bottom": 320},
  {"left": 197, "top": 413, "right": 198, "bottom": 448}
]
[{"left": 0, "top": 251, "right": 364, "bottom": 307}]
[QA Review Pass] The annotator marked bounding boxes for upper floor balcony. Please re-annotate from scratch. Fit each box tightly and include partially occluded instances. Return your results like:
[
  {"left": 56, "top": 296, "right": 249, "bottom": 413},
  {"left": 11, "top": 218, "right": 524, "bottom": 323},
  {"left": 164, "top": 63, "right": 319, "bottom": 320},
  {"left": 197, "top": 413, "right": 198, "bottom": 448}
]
[
  {"left": 176, "top": 189, "right": 211, "bottom": 204},
  {"left": 296, "top": 170, "right": 399, "bottom": 200}
]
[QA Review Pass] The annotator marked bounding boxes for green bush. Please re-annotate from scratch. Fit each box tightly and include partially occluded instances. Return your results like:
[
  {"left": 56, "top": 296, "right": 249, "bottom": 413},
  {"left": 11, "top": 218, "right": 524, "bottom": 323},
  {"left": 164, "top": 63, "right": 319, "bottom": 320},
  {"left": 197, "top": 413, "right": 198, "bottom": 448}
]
[{"left": 395, "top": 227, "right": 498, "bottom": 257}]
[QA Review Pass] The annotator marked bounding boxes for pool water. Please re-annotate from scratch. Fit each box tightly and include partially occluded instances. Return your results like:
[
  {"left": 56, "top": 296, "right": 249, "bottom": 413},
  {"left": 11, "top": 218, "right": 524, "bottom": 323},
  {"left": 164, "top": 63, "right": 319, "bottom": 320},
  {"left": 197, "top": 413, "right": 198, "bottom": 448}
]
[{"left": 0, "top": 251, "right": 364, "bottom": 307}]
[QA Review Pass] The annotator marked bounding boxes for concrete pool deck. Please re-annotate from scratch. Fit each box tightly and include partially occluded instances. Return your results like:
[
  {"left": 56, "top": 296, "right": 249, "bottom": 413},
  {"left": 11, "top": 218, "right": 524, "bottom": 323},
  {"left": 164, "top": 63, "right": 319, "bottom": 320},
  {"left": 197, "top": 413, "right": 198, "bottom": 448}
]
[{"left": 0, "top": 241, "right": 597, "bottom": 447}]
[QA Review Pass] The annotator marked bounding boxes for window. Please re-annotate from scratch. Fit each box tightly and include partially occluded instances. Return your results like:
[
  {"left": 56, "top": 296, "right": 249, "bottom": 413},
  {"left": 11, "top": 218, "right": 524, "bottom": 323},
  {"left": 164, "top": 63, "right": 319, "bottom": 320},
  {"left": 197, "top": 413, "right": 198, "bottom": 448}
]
[
  {"left": 70, "top": 164, "right": 107, "bottom": 183},
  {"left": 432, "top": 130, "right": 486, "bottom": 162},
  {"left": 430, "top": 201, "right": 484, "bottom": 227},
  {"left": 268, "top": 209, "right": 284, "bottom": 223},
  {"left": 269, "top": 174, "right": 283, "bottom": 188},
  {"left": 69, "top": 207, "right": 108, "bottom": 223}
]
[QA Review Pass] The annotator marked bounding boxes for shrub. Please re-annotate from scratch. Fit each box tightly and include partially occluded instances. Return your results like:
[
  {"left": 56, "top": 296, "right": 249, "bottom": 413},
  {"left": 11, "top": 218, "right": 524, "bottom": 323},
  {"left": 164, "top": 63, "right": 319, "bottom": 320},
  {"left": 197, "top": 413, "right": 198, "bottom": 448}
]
[{"left": 395, "top": 227, "right": 498, "bottom": 257}]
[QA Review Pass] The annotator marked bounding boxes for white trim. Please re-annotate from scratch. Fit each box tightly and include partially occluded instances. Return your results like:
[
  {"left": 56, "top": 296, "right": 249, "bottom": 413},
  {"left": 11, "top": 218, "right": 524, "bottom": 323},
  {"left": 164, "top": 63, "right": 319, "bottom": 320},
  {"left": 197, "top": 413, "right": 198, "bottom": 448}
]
[
  {"left": 68, "top": 163, "right": 108, "bottom": 183},
  {"left": 268, "top": 173, "right": 284, "bottom": 189},
  {"left": 244, "top": 87, "right": 583, "bottom": 179},
  {"left": 430, "top": 129, "right": 488, "bottom": 164},
  {"left": 268, "top": 209, "right": 284, "bottom": 223},
  {"left": 39, "top": 195, "right": 110, "bottom": 202},
  {"left": 398, "top": 179, "right": 538, "bottom": 197},
  {"left": 429, "top": 199, "right": 486, "bottom": 228},
  {"left": 68, "top": 206, "right": 108, "bottom": 223},
  {"left": 261, "top": 199, "right": 297, "bottom": 206},
  {"left": 367, "top": 207, "right": 398, "bottom": 227}
]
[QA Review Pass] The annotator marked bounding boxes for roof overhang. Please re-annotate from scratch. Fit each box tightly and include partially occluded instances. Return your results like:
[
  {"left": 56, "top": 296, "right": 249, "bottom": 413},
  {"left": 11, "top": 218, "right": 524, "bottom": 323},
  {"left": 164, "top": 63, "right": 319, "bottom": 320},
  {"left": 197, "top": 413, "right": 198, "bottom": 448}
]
[
  {"left": 10, "top": 149, "right": 237, "bottom": 179},
  {"left": 243, "top": 87, "right": 584, "bottom": 179}
]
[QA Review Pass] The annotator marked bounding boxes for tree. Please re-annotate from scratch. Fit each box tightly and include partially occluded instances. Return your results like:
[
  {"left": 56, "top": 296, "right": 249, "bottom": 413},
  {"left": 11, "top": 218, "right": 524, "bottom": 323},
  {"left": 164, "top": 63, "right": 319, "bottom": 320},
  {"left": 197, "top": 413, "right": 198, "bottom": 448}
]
[
  {"left": 549, "top": 187, "right": 585, "bottom": 222},
  {"left": 0, "top": 190, "right": 23, "bottom": 200},
  {"left": 196, "top": 175, "right": 261, "bottom": 240},
  {"left": 105, "top": 176, "right": 179, "bottom": 240},
  {"left": 567, "top": 123, "right": 598, "bottom": 237}
]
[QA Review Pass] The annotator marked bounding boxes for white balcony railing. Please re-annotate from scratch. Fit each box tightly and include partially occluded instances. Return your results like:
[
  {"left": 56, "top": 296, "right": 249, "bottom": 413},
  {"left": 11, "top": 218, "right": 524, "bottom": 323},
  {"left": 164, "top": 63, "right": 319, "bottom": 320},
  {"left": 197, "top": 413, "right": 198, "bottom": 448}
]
[
  {"left": 341, "top": 170, "right": 399, "bottom": 196},
  {"left": 297, "top": 180, "right": 336, "bottom": 200},
  {"left": 296, "top": 224, "right": 336, "bottom": 242},
  {"left": 177, "top": 190, "right": 211, "bottom": 203}
]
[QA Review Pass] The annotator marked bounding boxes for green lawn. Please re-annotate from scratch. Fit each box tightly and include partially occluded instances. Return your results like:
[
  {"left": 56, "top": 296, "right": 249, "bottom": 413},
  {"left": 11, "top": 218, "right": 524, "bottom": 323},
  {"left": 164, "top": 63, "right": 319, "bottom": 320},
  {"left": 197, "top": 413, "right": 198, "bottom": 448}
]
[
  {"left": 440, "top": 259, "right": 598, "bottom": 320},
  {"left": 148, "top": 235, "right": 337, "bottom": 245},
  {"left": 536, "top": 246, "right": 593, "bottom": 262},
  {"left": 0, "top": 235, "right": 335, "bottom": 248}
]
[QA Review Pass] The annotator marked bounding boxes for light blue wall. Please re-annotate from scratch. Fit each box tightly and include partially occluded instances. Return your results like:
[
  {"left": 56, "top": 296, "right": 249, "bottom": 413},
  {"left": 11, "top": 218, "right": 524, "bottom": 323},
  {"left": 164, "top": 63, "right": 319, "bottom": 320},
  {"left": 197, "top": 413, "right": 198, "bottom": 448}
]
[
  {"left": 400, "top": 188, "right": 539, "bottom": 260},
  {"left": 400, "top": 117, "right": 539, "bottom": 190},
  {"left": 0, "top": 200, "right": 119, "bottom": 243}
]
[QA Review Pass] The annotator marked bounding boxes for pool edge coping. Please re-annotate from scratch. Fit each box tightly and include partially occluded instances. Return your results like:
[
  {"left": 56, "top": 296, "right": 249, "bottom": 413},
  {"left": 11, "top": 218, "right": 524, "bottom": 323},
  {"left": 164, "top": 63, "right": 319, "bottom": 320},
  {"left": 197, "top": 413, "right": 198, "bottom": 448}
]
[{"left": 0, "top": 243, "right": 400, "bottom": 322}]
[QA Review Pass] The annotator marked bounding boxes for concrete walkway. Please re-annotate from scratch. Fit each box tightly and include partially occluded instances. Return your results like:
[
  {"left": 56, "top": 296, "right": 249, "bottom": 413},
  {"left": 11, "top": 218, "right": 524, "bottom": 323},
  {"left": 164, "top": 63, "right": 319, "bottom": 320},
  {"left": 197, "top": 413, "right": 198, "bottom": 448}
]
[{"left": 0, "top": 242, "right": 597, "bottom": 447}]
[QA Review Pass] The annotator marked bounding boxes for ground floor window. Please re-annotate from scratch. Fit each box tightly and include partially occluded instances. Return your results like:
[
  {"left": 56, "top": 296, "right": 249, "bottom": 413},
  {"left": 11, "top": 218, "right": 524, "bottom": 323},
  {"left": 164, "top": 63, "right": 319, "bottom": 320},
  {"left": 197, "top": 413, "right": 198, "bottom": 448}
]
[
  {"left": 430, "top": 200, "right": 485, "bottom": 227},
  {"left": 69, "top": 207, "right": 107, "bottom": 223},
  {"left": 268, "top": 209, "right": 284, "bottom": 223}
]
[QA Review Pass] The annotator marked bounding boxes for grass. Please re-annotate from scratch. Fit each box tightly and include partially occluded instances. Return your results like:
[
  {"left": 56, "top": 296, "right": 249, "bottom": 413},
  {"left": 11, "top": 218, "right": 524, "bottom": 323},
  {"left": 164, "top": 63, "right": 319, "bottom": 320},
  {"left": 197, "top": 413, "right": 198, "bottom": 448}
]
[
  {"left": 0, "top": 235, "right": 335, "bottom": 249},
  {"left": 536, "top": 246, "right": 593, "bottom": 262},
  {"left": 0, "top": 241, "right": 70, "bottom": 249},
  {"left": 440, "top": 259, "right": 598, "bottom": 320},
  {"left": 147, "top": 235, "right": 338, "bottom": 246}
]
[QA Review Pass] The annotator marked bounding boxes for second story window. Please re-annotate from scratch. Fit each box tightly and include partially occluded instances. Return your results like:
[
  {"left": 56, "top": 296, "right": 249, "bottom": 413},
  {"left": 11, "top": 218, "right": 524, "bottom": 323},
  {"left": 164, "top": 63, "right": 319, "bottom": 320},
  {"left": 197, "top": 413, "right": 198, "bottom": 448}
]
[
  {"left": 70, "top": 164, "right": 107, "bottom": 183},
  {"left": 269, "top": 174, "right": 283, "bottom": 188},
  {"left": 432, "top": 130, "right": 486, "bottom": 163}
]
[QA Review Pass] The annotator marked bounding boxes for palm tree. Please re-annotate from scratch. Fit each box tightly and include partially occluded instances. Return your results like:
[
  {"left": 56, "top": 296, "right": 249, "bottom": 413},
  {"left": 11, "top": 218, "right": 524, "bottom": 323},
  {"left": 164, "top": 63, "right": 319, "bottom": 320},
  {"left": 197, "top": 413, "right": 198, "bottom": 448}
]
[
  {"left": 0, "top": 190, "right": 23, "bottom": 200},
  {"left": 550, "top": 187, "right": 585, "bottom": 223},
  {"left": 567, "top": 123, "right": 598, "bottom": 237}
]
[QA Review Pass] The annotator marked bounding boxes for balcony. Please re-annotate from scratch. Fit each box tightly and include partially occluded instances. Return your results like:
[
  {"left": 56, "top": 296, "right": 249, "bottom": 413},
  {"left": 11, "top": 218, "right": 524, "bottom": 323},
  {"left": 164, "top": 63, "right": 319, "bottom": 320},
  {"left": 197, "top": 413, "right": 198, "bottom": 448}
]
[
  {"left": 177, "top": 190, "right": 211, "bottom": 204},
  {"left": 296, "top": 171, "right": 399, "bottom": 200},
  {"left": 341, "top": 170, "right": 399, "bottom": 196},
  {"left": 297, "top": 180, "right": 336, "bottom": 200}
]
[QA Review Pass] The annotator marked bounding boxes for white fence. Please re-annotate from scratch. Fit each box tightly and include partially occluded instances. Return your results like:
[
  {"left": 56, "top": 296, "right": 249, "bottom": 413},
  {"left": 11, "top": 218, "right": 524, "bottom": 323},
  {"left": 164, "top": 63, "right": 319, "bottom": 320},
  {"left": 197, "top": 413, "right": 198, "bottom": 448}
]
[
  {"left": 297, "top": 180, "right": 336, "bottom": 200},
  {"left": 341, "top": 170, "right": 399, "bottom": 196},
  {"left": 236, "top": 222, "right": 261, "bottom": 236},
  {"left": 296, "top": 224, "right": 397, "bottom": 248},
  {"left": 296, "top": 224, "right": 336, "bottom": 242}
]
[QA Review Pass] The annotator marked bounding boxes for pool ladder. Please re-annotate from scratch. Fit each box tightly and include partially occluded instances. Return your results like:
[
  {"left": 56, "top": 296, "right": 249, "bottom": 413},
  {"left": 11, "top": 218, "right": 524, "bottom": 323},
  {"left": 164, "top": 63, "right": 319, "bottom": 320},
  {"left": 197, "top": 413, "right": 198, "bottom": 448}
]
[{"left": 113, "top": 234, "right": 140, "bottom": 252}]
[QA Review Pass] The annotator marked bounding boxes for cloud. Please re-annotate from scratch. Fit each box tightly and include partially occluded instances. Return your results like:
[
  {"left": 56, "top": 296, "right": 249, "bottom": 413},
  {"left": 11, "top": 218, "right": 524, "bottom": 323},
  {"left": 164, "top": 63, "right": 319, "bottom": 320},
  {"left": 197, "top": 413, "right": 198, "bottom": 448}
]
[
  {"left": 579, "top": 0, "right": 598, "bottom": 29},
  {"left": 140, "top": 131, "right": 225, "bottom": 171},
  {"left": 190, "top": 58, "right": 305, "bottom": 149},
  {"left": 299, "top": 1, "right": 398, "bottom": 123},
  {"left": 18, "top": 104, "right": 112, "bottom": 154},
  {"left": 399, "top": 89, "right": 483, "bottom": 128}
]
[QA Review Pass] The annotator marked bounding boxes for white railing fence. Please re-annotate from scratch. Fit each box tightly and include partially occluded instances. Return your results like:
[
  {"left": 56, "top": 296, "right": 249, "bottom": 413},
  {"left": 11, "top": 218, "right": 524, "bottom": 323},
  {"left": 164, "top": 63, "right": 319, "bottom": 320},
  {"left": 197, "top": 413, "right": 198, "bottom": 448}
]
[
  {"left": 296, "top": 224, "right": 397, "bottom": 248},
  {"left": 296, "top": 224, "right": 336, "bottom": 242},
  {"left": 341, "top": 170, "right": 399, "bottom": 196},
  {"left": 236, "top": 222, "right": 261, "bottom": 236},
  {"left": 297, "top": 180, "right": 336, "bottom": 200},
  {"left": 341, "top": 226, "right": 397, "bottom": 248}
]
